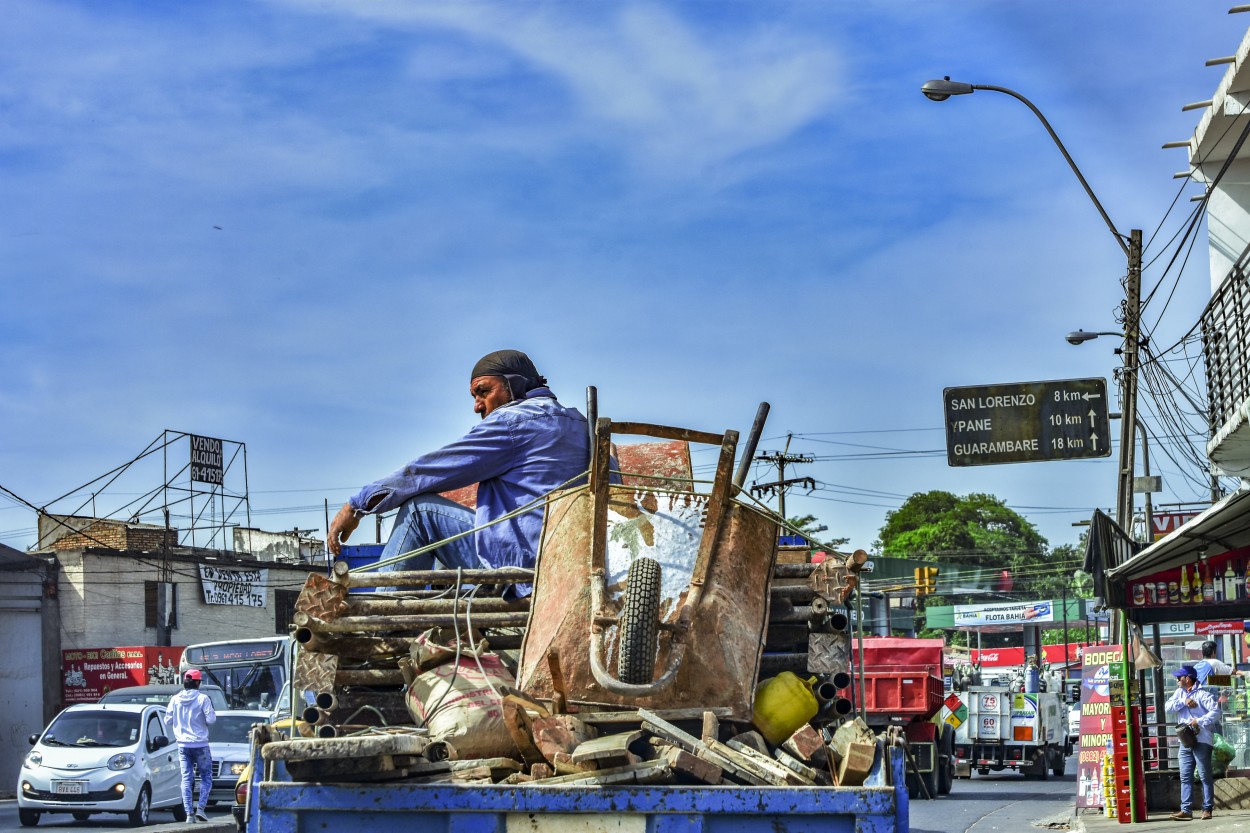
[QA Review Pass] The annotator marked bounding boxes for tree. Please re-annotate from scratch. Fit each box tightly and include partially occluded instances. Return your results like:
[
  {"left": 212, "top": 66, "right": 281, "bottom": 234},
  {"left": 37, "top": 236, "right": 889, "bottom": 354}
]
[{"left": 876, "top": 490, "right": 1050, "bottom": 600}]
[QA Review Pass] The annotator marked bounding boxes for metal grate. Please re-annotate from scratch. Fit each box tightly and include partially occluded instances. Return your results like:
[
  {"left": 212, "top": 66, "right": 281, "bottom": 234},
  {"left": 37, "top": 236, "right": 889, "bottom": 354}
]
[{"left": 1202, "top": 238, "right": 1250, "bottom": 433}]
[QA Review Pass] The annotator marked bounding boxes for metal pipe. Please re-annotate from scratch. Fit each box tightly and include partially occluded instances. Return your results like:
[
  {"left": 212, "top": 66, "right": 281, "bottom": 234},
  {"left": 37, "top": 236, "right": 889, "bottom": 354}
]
[
  {"left": 316, "top": 724, "right": 337, "bottom": 739},
  {"left": 315, "top": 691, "right": 336, "bottom": 711},
  {"left": 294, "top": 610, "right": 530, "bottom": 633},
  {"left": 733, "top": 402, "right": 771, "bottom": 490},
  {"left": 346, "top": 596, "right": 528, "bottom": 616},
  {"left": 331, "top": 561, "right": 534, "bottom": 586}
]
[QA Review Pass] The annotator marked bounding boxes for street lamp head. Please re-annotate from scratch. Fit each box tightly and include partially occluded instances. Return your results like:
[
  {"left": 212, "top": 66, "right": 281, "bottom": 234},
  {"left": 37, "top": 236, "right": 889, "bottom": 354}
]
[
  {"left": 1066, "top": 329, "right": 1124, "bottom": 346},
  {"left": 922, "top": 77, "right": 975, "bottom": 102}
]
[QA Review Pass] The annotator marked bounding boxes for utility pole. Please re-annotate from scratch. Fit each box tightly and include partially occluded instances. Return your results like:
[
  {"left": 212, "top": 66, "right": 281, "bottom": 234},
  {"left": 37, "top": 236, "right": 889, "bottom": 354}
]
[{"left": 749, "top": 433, "right": 814, "bottom": 524}]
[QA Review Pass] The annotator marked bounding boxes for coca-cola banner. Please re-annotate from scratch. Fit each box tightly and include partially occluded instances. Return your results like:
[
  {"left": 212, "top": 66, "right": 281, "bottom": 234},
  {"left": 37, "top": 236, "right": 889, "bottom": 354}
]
[
  {"left": 970, "top": 642, "right": 1093, "bottom": 667},
  {"left": 62, "top": 646, "right": 184, "bottom": 705}
]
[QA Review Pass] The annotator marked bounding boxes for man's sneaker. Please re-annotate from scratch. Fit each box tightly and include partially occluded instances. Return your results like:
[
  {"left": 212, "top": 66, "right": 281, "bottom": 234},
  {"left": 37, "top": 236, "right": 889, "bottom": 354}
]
[
  {"left": 1171, "top": 811, "right": 1194, "bottom": 821},
  {"left": 1202, "top": 811, "right": 1213, "bottom": 820},
  {"left": 195, "top": 811, "right": 210, "bottom": 823},
  {"left": 187, "top": 812, "right": 200, "bottom": 823}
]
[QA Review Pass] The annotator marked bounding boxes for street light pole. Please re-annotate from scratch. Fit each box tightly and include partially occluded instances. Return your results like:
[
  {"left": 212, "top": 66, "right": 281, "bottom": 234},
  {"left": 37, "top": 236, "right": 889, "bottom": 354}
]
[{"left": 923, "top": 77, "right": 1143, "bottom": 821}]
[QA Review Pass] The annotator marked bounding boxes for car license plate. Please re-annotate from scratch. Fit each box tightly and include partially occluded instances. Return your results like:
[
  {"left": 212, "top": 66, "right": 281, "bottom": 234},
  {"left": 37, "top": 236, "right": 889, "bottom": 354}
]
[{"left": 53, "top": 781, "right": 87, "bottom": 795}]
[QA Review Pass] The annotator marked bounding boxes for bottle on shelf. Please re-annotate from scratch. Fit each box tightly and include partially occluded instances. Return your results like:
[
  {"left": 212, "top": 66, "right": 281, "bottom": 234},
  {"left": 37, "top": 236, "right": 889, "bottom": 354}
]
[
  {"left": 1180, "top": 565, "right": 1191, "bottom": 604},
  {"left": 1194, "top": 563, "right": 1205, "bottom": 603},
  {"left": 1204, "top": 565, "right": 1216, "bottom": 602},
  {"left": 1224, "top": 560, "right": 1236, "bottom": 602},
  {"left": 1215, "top": 567, "right": 1225, "bottom": 602},
  {"left": 1237, "top": 562, "right": 1247, "bottom": 601}
]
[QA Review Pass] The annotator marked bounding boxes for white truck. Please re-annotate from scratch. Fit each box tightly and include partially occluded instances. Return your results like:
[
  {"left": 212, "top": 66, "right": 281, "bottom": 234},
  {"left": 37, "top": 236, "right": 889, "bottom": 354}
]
[{"left": 945, "top": 683, "right": 1070, "bottom": 779}]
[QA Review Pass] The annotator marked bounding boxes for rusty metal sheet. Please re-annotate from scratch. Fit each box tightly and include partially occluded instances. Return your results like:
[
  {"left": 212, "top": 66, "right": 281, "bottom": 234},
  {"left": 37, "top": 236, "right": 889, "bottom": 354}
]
[
  {"left": 294, "top": 650, "right": 339, "bottom": 696},
  {"left": 296, "top": 573, "right": 348, "bottom": 622},
  {"left": 516, "top": 485, "right": 778, "bottom": 719},
  {"left": 615, "top": 440, "right": 693, "bottom": 491}
]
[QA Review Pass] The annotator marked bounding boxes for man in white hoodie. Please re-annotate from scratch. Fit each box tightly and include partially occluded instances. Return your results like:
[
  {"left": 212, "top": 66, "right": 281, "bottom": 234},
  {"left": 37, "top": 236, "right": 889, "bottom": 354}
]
[{"left": 165, "top": 669, "right": 217, "bottom": 822}]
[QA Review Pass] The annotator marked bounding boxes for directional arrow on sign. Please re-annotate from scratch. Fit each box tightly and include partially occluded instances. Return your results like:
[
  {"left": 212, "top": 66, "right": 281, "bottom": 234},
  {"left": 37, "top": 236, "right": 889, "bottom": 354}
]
[{"left": 1083, "top": 392, "right": 1102, "bottom": 401}]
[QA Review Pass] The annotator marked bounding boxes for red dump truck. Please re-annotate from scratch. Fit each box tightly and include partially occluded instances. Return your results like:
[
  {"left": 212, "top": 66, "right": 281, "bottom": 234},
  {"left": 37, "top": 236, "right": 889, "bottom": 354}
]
[{"left": 850, "top": 637, "right": 953, "bottom": 799}]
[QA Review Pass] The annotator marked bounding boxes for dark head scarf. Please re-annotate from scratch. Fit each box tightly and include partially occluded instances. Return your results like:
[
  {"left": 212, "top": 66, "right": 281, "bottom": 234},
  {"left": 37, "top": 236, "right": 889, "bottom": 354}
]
[{"left": 471, "top": 350, "right": 549, "bottom": 399}]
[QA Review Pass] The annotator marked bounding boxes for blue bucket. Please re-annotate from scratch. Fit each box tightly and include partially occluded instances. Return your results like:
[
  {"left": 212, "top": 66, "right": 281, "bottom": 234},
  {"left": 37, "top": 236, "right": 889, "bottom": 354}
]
[{"left": 337, "top": 544, "right": 385, "bottom": 593}]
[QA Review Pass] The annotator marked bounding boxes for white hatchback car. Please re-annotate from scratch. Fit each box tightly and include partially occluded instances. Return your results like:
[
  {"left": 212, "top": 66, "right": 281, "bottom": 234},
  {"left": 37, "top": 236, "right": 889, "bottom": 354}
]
[{"left": 17, "top": 703, "right": 184, "bottom": 827}]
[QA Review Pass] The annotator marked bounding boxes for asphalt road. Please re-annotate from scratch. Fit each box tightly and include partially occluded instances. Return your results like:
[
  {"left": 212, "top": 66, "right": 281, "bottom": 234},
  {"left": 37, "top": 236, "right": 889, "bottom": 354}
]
[
  {"left": 0, "top": 802, "right": 230, "bottom": 833},
  {"left": 3, "top": 756, "right": 1080, "bottom": 833},
  {"left": 910, "top": 752, "right": 1079, "bottom": 833}
]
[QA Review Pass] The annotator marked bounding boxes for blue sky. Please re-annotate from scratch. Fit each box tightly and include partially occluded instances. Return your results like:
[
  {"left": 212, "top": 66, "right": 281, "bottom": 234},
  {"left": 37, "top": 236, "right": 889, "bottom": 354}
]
[{"left": 0, "top": 1, "right": 1238, "bottom": 556}]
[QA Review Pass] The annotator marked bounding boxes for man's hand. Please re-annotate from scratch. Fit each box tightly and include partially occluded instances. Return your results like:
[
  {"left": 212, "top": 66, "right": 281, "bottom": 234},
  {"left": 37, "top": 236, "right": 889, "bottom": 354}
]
[
  {"left": 327, "top": 502, "right": 360, "bottom": 557},
  {"left": 1186, "top": 697, "right": 1198, "bottom": 709}
]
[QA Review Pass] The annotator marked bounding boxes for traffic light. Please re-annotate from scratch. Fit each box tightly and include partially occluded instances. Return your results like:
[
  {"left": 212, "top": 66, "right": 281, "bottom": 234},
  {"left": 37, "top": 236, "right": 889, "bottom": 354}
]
[{"left": 915, "top": 565, "right": 940, "bottom": 595}]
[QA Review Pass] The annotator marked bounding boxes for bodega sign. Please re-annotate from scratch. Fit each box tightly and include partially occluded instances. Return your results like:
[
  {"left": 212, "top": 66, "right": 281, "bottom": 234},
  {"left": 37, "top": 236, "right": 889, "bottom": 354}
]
[
  {"left": 190, "top": 434, "right": 224, "bottom": 485},
  {"left": 199, "top": 564, "right": 268, "bottom": 607}
]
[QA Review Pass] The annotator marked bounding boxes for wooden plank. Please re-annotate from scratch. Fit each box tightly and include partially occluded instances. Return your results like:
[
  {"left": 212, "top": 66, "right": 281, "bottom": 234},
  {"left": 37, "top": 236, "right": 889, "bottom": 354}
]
[
  {"left": 654, "top": 743, "right": 723, "bottom": 785},
  {"left": 718, "top": 739, "right": 813, "bottom": 786},
  {"left": 578, "top": 707, "right": 733, "bottom": 726},
  {"left": 409, "top": 765, "right": 495, "bottom": 784},
  {"left": 502, "top": 699, "right": 547, "bottom": 766},
  {"left": 526, "top": 760, "right": 673, "bottom": 786},
  {"left": 261, "top": 732, "right": 429, "bottom": 762},
  {"left": 638, "top": 708, "right": 766, "bottom": 786},
  {"left": 774, "top": 748, "right": 828, "bottom": 785},
  {"left": 701, "top": 710, "right": 719, "bottom": 743}
]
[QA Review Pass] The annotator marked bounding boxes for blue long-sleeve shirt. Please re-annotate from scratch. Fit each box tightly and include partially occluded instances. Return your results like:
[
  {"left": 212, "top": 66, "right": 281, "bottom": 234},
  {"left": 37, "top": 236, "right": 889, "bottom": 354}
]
[
  {"left": 1166, "top": 683, "right": 1221, "bottom": 746},
  {"left": 349, "top": 389, "right": 591, "bottom": 570}
]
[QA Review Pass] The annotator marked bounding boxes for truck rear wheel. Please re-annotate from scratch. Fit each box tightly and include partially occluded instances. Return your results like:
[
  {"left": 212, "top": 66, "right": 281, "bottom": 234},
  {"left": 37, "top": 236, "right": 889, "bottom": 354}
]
[
  {"left": 617, "top": 557, "right": 662, "bottom": 684},
  {"left": 921, "top": 762, "right": 939, "bottom": 799},
  {"left": 938, "top": 725, "right": 954, "bottom": 795},
  {"left": 1051, "top": 747, "right": 1066, "bottom": 777}
]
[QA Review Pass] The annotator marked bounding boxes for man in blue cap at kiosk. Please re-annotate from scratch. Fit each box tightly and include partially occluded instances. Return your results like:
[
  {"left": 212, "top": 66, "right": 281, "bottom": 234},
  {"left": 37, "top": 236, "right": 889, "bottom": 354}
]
[{"left": 1166, "top": 664, "right": 1221, "bottom": 820}]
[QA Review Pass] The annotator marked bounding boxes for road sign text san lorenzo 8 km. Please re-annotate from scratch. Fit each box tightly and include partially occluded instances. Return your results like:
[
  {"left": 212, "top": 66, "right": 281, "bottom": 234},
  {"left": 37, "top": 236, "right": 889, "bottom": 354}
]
[{"left": 943, "top": 378, "right": 1112, "bottom": 467}]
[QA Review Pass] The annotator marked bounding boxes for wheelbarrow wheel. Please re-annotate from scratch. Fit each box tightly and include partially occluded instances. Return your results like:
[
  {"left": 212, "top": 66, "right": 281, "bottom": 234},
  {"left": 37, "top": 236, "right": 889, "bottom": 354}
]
[{"left": 617, "top": 556, "right": 662, "bottom": 684}]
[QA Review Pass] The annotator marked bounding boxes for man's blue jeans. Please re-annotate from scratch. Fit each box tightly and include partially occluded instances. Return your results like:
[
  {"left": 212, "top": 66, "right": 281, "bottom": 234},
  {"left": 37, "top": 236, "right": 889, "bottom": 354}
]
[
  {"left": 1179, "top": 741, "right": 1214, "bottom": 813},
  {"left": 178, "top": 745, "right": 212, "bottom": 815},
  {"left": 379, "top": 495, "right": 483, "bottom": 572}
]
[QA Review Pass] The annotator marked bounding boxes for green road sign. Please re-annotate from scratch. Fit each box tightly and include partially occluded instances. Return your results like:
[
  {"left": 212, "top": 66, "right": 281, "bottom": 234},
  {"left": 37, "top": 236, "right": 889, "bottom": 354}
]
[{"left": 943, "top": 378, "right": 1112, "bottom": 467}]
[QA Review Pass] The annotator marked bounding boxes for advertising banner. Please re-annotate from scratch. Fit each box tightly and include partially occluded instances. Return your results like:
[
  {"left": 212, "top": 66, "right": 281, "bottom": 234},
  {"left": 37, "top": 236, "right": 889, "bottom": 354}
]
[
  {"left": 1075, "top": 644, "right": 1123, "bottom": 809},
  {"left": 970, "top": 642, "right": 1093, "bottom": 667},
  {"left": 1196, "top": 621, "right": 1245, "bottom": 635},
  {"left": 61, "top": 646, "right": 184, "bottom": 705},
  {"left": 953, "top": 600, "right": 1054, "bottom": 627},
  {"left": 199, "top": 564, "right": 268, "bottom": 607}
]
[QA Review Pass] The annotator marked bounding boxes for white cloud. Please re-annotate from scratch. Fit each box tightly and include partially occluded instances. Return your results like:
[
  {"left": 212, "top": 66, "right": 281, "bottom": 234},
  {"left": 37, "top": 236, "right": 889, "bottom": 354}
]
[{"left": 278, "top": 0, "right": 842, "bottom": 170}]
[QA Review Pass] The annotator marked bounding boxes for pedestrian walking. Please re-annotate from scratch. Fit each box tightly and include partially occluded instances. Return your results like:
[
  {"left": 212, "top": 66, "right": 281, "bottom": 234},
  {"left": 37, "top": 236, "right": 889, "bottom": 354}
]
[{"left": 165, "top": 669, "right": 217, "bottom": 823}]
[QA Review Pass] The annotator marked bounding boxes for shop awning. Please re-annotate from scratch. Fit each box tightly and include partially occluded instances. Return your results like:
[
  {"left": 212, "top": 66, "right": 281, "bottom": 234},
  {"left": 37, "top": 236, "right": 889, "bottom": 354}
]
[{"left": 1105, "top": 488, "right": 1250, "bottom": 584}]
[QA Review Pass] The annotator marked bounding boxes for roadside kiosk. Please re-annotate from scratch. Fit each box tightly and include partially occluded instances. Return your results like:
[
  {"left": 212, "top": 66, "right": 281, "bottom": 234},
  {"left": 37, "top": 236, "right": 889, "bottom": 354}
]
[{"left": 1095, "top": 492, "right": 1250, "bottom": 813}]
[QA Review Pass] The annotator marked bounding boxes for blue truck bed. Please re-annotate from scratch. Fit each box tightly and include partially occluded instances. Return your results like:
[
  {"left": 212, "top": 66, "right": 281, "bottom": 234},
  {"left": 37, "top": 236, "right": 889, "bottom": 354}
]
[{"left": 249, "top": 743, "right": 908, "bottom": 833}]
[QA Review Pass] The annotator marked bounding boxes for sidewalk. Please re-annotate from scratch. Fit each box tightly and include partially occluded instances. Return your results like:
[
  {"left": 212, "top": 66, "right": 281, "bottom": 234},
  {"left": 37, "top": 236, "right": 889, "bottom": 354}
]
[{"left": 1074, "top": 806, "right": 1250, "bottom": 832}]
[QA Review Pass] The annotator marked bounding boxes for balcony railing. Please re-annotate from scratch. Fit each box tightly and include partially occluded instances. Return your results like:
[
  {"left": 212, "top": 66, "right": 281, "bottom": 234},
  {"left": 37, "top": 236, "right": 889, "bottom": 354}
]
[{"left": 1201, "top": 237, "right": 1250, "bottom": 440}]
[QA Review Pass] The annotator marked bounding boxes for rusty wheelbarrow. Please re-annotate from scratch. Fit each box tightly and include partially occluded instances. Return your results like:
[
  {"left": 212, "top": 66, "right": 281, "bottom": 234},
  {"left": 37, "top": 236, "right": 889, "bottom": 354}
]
[{"left": 516, "top": 406, "right": 778, "bottom": 719}]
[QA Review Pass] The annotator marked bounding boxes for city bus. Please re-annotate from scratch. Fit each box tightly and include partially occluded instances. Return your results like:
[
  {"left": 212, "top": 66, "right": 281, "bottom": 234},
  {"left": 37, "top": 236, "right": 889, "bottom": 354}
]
[{"left": 178, "top": 636, "right": 293, "bottom": 714}]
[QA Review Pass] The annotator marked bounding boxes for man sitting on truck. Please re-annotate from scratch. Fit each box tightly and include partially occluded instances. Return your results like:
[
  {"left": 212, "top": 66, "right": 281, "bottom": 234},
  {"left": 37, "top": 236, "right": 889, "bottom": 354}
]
[{"left": 328, "top": 350, "right": 591, "bottom": 580}]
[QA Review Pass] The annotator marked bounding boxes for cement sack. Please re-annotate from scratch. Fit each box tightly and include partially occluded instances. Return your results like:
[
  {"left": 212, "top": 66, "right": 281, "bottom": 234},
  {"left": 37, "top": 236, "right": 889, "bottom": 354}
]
[{"left": 405, "top": 629, "right": 517, "bottom": 759}]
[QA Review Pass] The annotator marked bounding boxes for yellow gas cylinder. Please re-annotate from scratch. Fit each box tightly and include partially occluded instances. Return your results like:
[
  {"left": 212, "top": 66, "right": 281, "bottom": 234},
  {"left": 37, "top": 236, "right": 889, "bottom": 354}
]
[{"left": 752, "top": 672, "right": 819, "bottom": 745}]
